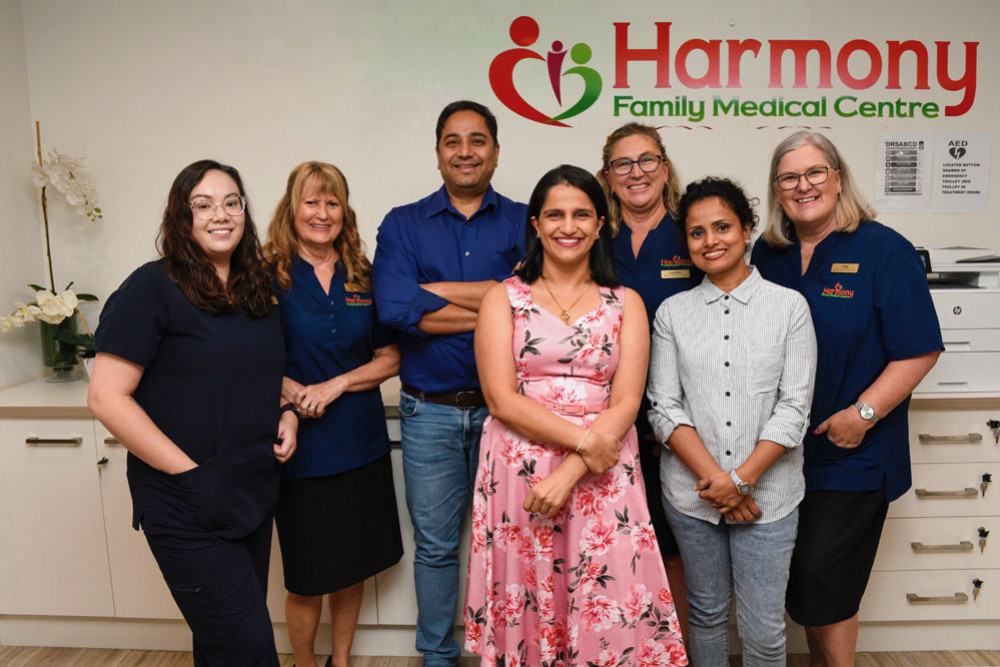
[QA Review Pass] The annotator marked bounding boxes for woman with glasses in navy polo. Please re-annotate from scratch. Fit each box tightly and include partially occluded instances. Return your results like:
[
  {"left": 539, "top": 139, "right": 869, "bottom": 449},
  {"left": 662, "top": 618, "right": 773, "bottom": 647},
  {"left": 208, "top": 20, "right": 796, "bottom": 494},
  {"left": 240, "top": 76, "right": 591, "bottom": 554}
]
[
  {"left": 597, "top": 123, "right": 702, "bottom": 642},
  {"left": 264, "top": 161, "right": 402, "bottom": 667},
  {"left": 752, "top": 131, "right": 941, "bottom": 667},
  {"left": 89, "top": 160, "right": 295, "bottom": 666}
]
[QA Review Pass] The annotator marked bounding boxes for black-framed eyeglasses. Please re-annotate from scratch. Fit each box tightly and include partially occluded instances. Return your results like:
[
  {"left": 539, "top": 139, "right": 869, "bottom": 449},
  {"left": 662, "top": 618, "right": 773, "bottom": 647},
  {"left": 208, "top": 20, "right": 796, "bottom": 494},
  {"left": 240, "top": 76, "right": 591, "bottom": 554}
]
[
  {"left": 189, "top": 196, "right": 246, "bottom": 220},
  {"left": 609, "top": 155, "right": 664, "bottom": 175},
  {"left": 774, "top": 166, "right": 835, "bottom": 190}
]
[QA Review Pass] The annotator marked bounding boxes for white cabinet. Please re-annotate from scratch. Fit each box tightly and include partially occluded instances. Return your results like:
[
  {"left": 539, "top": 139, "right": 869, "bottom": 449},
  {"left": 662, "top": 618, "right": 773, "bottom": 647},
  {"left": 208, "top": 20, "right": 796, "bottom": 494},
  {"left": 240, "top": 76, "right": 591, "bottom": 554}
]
[
  {"left": 864, "top": 399, "right": 999, "bottom": 624},
  {"left": 0, "top": 415, "right": 115, "bottom": 617},
  {"left": 94, "top": 424, "right": 181, "bottom": 620}
]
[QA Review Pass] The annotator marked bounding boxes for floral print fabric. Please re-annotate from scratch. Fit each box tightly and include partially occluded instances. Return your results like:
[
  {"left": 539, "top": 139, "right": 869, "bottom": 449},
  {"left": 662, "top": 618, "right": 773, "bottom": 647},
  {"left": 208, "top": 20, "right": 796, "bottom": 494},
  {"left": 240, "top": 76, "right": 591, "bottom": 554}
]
[{"left": 464, "top": 277, "right": 687, "bottom": 667}]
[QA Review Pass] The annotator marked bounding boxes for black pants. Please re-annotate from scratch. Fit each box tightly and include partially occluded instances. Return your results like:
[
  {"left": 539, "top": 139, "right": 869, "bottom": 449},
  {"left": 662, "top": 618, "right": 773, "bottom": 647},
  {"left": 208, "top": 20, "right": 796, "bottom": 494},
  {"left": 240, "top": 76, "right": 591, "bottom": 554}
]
[{"left": 146, "top": 518, "right": 278, "bottom": 666}]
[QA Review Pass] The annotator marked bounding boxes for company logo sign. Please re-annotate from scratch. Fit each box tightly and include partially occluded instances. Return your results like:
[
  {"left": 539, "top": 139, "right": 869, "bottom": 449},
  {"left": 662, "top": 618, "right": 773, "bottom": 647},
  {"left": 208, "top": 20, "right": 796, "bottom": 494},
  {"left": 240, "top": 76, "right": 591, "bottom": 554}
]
[
  {"left": 489, "top": 16, "right": 979, "bottom": 127},
  {"left": 489, "top": 16, "right": 602, "bottom": 127}
]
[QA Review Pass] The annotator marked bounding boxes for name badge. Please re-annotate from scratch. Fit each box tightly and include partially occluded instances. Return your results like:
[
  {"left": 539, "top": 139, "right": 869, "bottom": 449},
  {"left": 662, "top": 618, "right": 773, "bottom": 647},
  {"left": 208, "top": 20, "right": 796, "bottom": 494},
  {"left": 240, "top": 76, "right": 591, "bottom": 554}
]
[
  {"left": 661, "top": 269, "right": 691, "bottom": 279},
  {"left": 831, "top": 263, "right": 859, "bottom": 274}
]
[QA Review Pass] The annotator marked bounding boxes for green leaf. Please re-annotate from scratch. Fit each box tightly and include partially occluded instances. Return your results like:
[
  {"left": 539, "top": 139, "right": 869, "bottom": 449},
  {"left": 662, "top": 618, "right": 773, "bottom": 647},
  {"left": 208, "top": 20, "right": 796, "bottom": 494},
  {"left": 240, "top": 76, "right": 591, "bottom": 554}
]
[
  {"left": 75, "top": 293, "right": 99, "bottom": 301},
  {"left": 64, "top": 281, "right": 75, "bottom": 290},
  {"left": 54, "top": 330, "right": 95, "bottom": 351},
  {"left": 28, "top": 283, "right": 47, "bottom": 292}
]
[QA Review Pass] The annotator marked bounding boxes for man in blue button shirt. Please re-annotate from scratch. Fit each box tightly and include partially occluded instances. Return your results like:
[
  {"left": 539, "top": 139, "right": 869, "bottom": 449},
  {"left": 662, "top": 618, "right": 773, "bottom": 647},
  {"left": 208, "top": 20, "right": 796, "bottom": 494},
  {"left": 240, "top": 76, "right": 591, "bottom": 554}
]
[{"left": 373, "top": 100, "right": 526, "bottom": 667}]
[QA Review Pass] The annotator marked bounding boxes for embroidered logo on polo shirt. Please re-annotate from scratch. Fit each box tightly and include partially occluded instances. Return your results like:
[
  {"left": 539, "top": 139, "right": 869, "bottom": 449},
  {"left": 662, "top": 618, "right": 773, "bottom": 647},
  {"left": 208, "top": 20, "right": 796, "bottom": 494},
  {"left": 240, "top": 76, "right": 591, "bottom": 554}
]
[
  {"left": 660, "top": 255, "right": 692, "bottom": 279},
  {"left": 346, "top": 293, "right": 372, "bottom": 306},
  {"left": 820, "top": 282, "right": 855, "bottom": 299},
  {"left": 660, "top": 255, "right": 692, "bottom": 268}
]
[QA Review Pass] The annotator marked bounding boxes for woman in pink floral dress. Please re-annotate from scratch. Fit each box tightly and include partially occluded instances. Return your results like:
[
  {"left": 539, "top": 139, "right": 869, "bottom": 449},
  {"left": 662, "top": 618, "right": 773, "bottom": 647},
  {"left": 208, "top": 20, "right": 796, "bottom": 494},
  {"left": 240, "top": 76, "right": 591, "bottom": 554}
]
[{"left": 466, "top": 165, "right": 687, "bottom": 667}]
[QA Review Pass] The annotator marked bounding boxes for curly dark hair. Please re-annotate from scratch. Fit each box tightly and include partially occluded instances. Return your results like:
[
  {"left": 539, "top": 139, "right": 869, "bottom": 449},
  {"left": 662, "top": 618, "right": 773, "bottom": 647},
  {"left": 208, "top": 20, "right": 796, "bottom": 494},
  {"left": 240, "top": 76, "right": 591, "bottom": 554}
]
[
  {"left": 517, "top": 164, "right": 619, "bottom": 288},
  {"left": 676, "top": 177, "right": 759, "bottom": 234},
  {"left": 156, "top": 159, "right": 273, "bottom": 318}
]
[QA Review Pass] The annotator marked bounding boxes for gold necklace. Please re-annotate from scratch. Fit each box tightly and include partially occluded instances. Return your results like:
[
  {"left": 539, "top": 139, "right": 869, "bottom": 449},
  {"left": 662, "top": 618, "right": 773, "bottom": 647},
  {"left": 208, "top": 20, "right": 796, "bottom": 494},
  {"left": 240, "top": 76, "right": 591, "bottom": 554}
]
[{"left": 540, "top": 276, "right": 592, "bottom": 323}]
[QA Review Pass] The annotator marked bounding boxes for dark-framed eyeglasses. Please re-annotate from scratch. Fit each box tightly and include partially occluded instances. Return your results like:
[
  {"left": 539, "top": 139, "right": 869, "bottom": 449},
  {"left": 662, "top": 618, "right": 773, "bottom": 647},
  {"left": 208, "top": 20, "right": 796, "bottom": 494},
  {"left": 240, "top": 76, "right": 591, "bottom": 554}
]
[
  {"left": 609, "top": 155, "right": 664, "bottom": 175},
  {"left": 189, "top": 196, "right": 246, "bottom": 220},
  {"left": 774, "top": 166, "right": 835, "bottom": 190}
]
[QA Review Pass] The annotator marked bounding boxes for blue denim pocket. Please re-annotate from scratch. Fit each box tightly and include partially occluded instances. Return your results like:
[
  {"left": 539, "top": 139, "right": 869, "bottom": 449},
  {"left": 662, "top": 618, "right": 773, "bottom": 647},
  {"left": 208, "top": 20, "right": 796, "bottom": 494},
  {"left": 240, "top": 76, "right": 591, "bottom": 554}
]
[{"left": 398, "top": 389, "right": 421, "bottom": 419}]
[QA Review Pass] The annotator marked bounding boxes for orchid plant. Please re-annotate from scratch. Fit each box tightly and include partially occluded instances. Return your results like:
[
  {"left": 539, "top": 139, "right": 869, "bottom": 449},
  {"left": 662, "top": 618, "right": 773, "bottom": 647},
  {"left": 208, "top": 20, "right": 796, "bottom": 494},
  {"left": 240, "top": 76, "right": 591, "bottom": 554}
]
[{"left": 1, "top": 124, "right": 102, "bottom": 360}]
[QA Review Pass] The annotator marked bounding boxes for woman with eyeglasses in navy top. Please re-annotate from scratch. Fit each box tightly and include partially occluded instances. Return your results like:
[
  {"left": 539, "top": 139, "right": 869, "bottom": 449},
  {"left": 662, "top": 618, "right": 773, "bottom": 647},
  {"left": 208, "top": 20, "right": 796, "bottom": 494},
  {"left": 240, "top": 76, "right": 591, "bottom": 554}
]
[
  {"left": 89, "top": 160, "right": 295, "bottom": 666},
  {"left": 597, "top": 122, "right": 701, "bottom": 642},
  {"left": 751, "top": 131, "right": 941, "bottom": 667}
]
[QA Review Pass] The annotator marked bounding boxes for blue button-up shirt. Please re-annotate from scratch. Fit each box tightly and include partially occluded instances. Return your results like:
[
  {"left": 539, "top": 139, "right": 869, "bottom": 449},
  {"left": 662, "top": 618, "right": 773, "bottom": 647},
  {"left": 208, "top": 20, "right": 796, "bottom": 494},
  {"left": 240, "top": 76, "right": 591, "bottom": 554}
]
[
  {"left": 373, "top": 185, "right": 526, "bottom": 393},
  {"left": 752, "top": 221, "right": 942, "bottom": 501},
  {"left": 277, "top": 257, "right": 396, "bottom": 478},
  {"left": 613, "top": 213, "right": 702, "bottom": 328}
]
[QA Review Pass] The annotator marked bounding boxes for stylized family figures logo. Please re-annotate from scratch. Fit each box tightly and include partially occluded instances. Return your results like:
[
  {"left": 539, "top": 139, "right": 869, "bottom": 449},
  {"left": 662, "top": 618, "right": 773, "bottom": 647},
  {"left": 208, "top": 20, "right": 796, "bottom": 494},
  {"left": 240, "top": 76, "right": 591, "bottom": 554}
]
[{"left": 489, "top": 16, "right": 602, "bottom": 127}]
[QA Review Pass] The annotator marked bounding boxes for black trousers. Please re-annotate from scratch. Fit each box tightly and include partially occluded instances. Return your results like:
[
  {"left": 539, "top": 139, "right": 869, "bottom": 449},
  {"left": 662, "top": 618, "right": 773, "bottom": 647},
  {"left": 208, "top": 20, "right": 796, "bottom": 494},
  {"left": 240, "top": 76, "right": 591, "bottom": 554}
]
[{"left": 146, "top": 517, "right": 279, "bottom": 666}]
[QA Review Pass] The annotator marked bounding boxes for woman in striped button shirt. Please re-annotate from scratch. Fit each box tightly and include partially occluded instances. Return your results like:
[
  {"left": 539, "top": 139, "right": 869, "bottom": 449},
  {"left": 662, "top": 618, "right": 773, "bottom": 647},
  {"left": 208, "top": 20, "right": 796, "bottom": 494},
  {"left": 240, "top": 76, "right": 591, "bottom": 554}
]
[{"left": 647, "top": 177, "right": 817, "bottom": 667}]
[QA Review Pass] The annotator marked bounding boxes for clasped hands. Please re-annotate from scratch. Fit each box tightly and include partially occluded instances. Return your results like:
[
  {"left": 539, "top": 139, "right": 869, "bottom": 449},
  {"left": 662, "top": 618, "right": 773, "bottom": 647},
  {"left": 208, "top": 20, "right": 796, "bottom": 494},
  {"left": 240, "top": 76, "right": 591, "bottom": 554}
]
[
  {"left": 286, "top": 376, "right": 349, "bottom": 419},
  {"left": 523, "top": 428, "right": 621, "bottom": 519},
  {"left": 696, "top": 470, "right": 761, "bottom": 523}
]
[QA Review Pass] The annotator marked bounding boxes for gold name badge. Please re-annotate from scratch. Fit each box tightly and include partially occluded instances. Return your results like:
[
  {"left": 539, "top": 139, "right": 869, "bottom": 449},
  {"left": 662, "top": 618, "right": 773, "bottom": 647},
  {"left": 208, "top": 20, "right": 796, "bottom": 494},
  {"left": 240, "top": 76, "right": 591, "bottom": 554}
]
[
  {"left": 661, "top": 269, "right": 691, "bottom": 279},
  {"left": 831, "top": 263, "right": 859, "bottom": 274}
]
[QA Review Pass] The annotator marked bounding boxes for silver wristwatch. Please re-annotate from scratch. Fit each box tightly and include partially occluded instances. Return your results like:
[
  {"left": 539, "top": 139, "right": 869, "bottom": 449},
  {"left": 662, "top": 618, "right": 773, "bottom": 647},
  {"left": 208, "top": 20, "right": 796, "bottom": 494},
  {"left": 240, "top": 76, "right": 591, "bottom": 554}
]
[
  {"left": 730, "top": 470, "right": 752, "bottom": 496},
  {"left": 854, "top": 401, "right": 880, "bottom": 423}
]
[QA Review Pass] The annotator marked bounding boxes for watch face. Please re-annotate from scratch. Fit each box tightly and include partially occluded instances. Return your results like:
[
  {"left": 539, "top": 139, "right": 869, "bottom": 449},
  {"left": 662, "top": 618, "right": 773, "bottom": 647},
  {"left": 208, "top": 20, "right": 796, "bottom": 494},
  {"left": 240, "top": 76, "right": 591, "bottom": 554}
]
[{"left": 858, "top": 402, "right": 875, "bottom": 420}]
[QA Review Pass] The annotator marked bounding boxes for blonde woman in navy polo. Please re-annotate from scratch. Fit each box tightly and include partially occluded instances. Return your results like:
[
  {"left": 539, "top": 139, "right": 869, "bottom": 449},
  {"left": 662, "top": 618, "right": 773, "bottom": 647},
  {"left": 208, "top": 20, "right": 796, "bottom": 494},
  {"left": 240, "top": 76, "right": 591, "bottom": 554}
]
[
  {"left": 752, "top": 131, "right": 941, "bottom": 667},
  {"left": 597, "top": 123, "right": 703, "bottom": 642},
  {"left": 265, "top": 162, "right": 403, "bottom": 667}
]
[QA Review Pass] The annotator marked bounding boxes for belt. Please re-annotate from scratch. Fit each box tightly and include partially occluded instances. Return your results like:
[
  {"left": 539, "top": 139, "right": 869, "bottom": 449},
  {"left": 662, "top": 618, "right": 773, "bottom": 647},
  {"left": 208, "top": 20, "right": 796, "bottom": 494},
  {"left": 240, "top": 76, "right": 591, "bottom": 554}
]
[
  {"left": 537, "top": 398, "right": 610, "bottom": 416},
  {"left": 401, "top": 384, "right": 487, "bottom": 409}
]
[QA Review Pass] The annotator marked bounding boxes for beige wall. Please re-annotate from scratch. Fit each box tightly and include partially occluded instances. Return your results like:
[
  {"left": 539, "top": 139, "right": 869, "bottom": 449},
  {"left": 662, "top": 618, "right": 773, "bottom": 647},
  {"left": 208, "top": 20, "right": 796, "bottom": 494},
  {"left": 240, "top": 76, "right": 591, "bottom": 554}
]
[
  {"left": 0, "top": 0, "right": 44, "bottom": 388},
  {"left": 3, "top": 0, "right": 997, "bottom": 386}
]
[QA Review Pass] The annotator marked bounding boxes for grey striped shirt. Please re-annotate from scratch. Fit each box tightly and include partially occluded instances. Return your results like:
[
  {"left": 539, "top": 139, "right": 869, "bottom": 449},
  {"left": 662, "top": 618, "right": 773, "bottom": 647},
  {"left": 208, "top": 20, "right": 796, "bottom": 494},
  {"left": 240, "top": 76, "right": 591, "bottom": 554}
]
[{"left": 647, "top": 267, "right": 817, "bottom": 524}]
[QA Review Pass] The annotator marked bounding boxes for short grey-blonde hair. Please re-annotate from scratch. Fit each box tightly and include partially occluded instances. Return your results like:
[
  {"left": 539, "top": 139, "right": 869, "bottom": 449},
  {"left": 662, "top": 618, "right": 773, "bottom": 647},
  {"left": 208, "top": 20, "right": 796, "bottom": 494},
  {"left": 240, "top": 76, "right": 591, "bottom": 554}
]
[{"left": 762, "top": 131, "right": 875, "bottom": 247}]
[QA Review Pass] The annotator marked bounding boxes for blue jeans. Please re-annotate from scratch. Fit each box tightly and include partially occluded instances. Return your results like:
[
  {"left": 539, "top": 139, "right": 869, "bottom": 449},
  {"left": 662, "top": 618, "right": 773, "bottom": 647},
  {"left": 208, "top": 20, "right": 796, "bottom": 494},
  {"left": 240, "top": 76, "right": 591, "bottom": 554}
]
[
  {"left": 398, "top": 389, "right": 487, "bottom": 667},
  {"left": 663, "top": 500, "right": 798, "bottom": 667}
]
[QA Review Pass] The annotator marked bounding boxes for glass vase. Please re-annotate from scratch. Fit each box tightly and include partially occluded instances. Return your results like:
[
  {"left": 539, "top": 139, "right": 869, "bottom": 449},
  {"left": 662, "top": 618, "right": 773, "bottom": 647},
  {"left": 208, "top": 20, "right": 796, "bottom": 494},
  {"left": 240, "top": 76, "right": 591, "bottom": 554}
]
[{"left": 39, "top": 315, "right": 81, "bottom": 382}]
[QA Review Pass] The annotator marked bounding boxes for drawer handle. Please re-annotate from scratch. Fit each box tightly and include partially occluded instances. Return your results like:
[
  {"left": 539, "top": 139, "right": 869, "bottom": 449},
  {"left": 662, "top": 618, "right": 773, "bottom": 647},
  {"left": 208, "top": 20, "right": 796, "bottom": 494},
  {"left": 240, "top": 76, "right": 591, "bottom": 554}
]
[
  {"left": 104, "top": 437, "right": 121, "bottom": 445},
  {"left": 906, "top": 592, "right": 969, "bottom": 604},
  {"left": 919, "top": 433, "right": 983, "bottom": 444},
  {"left": 911, "top": 541, "right": 975, "bottom": 553},
  {"left": 915, "top": 487, "right": 979, "bottom": 499},
  {"left": 25, "top": 436, "right": 83, "bottom": 446}
]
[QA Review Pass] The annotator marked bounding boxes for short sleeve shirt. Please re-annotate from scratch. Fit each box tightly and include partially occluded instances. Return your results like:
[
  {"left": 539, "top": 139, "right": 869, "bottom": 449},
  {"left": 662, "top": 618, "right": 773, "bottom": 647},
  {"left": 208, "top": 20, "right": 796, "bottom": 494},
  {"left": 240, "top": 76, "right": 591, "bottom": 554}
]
[
  {"left": 751, "top": 221, "right": 942, "bottom": 500},
  {"left": 277, "top": 258, "right": 396, "bottom": 479},
  {"left": 95, "top": 261, "right": 285, "bottom": 537}
]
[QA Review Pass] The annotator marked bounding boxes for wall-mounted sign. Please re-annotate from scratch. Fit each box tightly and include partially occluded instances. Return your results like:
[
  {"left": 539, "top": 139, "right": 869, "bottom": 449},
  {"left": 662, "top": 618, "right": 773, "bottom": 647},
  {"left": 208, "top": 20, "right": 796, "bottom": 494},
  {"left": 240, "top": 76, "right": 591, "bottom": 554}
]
[
  {"left": 934, "top": 133, "right": 990, "bottom": 213},
  {"left": 876, "top": 134, "right": 931, "bottom": 213},
  {"left": 490, "top": 16, "right": 980, "bottom": 128}
]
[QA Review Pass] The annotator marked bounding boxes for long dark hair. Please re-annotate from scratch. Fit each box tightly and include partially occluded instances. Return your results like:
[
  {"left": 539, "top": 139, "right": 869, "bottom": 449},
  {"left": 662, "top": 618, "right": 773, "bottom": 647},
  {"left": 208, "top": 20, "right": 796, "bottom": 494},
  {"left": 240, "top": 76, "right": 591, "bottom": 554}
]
[
  {"left": 517, "top": 164, "right": 619, "bottom": 287},
  {"left": 156, "top": 159, "right": 273, "bottom": 317}
]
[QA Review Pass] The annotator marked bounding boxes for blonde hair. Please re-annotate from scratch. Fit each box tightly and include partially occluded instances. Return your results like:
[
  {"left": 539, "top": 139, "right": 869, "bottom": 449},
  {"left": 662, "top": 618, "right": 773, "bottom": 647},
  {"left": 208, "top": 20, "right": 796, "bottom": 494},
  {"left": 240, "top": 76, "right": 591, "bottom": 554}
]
[
  {"left": 596, "top": 123, "right": 682, "bottom": 235},
  {"left": 264, "top": 162, "right": 372, "bottom": 292},
  {"left": 763, "top": 131, "right": 876, "bottom": 247}
]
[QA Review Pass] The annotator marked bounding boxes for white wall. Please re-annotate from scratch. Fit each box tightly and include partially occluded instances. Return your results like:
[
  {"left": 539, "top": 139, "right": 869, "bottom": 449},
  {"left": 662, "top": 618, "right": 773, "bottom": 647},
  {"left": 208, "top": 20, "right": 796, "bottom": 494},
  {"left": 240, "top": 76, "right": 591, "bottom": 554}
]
[
  {"left": 4, "top": 0, "right": 998, "bottom": 383},
  {"left": 0, "top": 0, "right": 44, "bottom": 389}
]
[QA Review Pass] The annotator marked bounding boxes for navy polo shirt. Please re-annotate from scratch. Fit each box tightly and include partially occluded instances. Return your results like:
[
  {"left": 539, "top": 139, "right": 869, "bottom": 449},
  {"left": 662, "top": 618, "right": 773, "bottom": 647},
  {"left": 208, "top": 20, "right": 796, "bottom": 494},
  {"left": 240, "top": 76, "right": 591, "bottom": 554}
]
[
  {"left": 95, "top": 261, "right": 284, "bottom": 538},
  {"left": 752, "top": 221, "right": 942, "bottom": 501},
  {"left": 277, "top": 257, "right": 396, "bottom": 479},
  {"left": 614, "top": 212, "right": 702, "bottom": 327},
  {"left": 373, "top": 185, "right": 526, "bottom": 393}
]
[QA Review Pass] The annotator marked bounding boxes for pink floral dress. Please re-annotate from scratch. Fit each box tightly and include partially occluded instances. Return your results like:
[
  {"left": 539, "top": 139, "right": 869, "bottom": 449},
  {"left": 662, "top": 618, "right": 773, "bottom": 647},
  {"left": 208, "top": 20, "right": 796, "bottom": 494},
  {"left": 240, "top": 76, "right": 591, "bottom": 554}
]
[{"left": 464, "top": 277, "right": 687, "bottom": 667}]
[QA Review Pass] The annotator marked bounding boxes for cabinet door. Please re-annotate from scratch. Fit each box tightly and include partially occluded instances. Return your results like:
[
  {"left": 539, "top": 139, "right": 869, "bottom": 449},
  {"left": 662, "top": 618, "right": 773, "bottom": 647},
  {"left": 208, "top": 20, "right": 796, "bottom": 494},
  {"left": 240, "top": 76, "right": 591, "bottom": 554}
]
[
  {"left": 95, "top": 425, "right": 182, "bottom": 619},
  {"left": 0, "top": 417, "right": 114, "bottom": 617},
  {"left": 889, "top": 463, "right": 1000, "bottom": 518},
  {"left": 374, "top": 447, "right": 473, "bottom": 625}
]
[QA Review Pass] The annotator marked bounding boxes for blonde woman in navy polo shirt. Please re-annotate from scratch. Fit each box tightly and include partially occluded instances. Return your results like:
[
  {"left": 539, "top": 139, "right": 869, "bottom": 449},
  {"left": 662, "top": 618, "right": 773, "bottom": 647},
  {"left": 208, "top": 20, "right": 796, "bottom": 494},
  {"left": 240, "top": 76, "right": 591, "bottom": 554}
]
[
  {"left": 752, "top": 131, "right": 941, "bottom": 667},
  {"left": 597, "top": 123, "right": 702, "bottom": 641},
  {"left": 264, "top": 162, "right": 403, "bottom": 667}
]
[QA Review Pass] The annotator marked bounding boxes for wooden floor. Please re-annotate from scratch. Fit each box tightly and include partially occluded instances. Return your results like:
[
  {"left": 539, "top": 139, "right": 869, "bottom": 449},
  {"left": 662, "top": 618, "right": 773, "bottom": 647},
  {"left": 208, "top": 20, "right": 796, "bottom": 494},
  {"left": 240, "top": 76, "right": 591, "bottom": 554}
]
[{"left": 0, "top": 647, "right": 997, "bottom": 666}]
